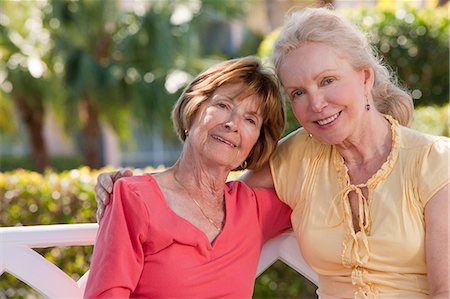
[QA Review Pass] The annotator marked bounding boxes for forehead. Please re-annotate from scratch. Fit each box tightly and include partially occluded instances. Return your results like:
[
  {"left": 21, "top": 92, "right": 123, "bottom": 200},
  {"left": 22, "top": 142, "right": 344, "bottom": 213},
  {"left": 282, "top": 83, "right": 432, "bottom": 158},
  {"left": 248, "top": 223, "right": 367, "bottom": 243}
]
[
  {"left": 212, "top": 82, "right": 262, "bottom": 111},
  {"left": 279, "top": 42, "right": 350, "bottom": 84}
]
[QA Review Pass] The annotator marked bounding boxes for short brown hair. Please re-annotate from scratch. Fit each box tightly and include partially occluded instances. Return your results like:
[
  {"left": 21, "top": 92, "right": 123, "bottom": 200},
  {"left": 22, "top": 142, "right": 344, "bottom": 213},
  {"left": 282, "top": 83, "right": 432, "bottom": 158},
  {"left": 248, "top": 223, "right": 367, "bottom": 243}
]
[{"left": 172, "top": 56, "right": 285, "bottom": 170}]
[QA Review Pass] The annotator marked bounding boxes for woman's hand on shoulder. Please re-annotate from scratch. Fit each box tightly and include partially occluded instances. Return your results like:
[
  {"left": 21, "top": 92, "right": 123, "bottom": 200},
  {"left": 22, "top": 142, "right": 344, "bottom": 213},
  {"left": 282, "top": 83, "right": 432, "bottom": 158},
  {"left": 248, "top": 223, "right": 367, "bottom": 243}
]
[
  {"left": 95, "top": 168, "right": 133, "bottom": 222},
  {"left": 425, "top": 184, "right": 449, "bottom": 299}
]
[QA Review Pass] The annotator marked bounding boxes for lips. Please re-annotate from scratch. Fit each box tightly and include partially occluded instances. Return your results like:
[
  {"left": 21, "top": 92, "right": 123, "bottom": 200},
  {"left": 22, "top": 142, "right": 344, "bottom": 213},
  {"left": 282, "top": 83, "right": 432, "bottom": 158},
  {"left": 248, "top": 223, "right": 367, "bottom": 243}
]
[
  {"left": 211, "top": 134, "right": 237, "bottom": 147},
  {"left": 316, "top": 112, "right": 341, "bottom": 126}
]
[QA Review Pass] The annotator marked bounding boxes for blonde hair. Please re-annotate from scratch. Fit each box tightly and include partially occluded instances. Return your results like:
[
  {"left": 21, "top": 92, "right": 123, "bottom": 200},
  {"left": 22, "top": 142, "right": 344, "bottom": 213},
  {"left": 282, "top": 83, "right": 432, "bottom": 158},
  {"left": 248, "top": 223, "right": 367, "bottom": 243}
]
[
  {"left": 172, "top": 56, "right": 285, "bottom": 170},
  {"left": 273, "top": 7, "right": 413, "bottom": 126}
]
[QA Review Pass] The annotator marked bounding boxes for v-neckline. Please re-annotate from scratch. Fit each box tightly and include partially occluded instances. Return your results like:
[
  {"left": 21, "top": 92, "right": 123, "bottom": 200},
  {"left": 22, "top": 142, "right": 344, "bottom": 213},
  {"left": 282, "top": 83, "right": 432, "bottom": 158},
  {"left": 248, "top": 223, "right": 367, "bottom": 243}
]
[{"left": 144, "top": 173, "right": 229, "bottom": 248}]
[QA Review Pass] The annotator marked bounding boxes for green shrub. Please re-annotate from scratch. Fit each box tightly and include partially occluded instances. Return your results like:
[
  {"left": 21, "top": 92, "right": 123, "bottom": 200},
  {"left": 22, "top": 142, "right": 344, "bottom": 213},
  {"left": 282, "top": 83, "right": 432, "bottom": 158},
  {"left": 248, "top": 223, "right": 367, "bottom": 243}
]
[
  {"left": 0, "top": 167, "right": 100, "bottom": 298},
  {"left": 412, "top": 103, "right": 449, "bottom": 137},
  {"left": 254, "top": 261, "right": 318, "bottom": 298},
  {"left": 346, "top": 5, "right": 449, "bottom": 107}
]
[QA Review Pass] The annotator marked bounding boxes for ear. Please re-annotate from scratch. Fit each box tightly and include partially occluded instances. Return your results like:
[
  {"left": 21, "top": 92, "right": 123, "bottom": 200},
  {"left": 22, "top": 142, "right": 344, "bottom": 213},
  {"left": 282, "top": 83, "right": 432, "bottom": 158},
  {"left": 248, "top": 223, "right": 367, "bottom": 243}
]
[{"left": 362, "top": 66, "right": 375, "bottom": 94}]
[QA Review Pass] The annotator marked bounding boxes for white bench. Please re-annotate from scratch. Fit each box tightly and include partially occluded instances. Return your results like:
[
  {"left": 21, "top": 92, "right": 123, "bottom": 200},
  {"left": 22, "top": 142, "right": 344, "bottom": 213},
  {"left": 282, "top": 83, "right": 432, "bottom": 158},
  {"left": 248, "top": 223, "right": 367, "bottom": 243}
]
[{"left": 0, "top": 224, "right": 318, "bottom": 298}]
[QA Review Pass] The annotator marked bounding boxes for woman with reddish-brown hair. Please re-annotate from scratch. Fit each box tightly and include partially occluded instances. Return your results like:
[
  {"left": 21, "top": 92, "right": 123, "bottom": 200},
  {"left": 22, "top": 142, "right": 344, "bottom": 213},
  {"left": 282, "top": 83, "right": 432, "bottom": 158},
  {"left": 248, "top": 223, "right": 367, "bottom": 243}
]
[{"left": 84, "top": 56, "right": 291, "bottom": 298}]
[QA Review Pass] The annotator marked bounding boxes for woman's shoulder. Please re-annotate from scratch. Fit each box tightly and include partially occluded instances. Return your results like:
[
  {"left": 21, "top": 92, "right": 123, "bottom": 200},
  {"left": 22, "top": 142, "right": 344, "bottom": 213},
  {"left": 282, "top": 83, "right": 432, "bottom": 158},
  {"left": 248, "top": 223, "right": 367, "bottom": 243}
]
[
  {"left": 399, "top": 126, "right": 450, "bottom": 153},
  {"left": 105, "top": 175, "right": 156, "bottom": 223},
  {"left": 226, "top": 180, "right": 275, "bottom": 197},
  {"left": 112, "top": 174, "right": 164, "bottom": 207},
  {"left": 115, "top": 173, "right": 156, "bottom": 191},
  {"left": 226, "top": 180, "right": 250, "bottom": 195},
  {"left": 272, "top": 127, "right": 330, "bottom": 164},
  {"left": 398, "top": 127, "right": 450, "bottom": 206},
  {"left": 278, "top": 127, "right": 310, "bottom": 147}
]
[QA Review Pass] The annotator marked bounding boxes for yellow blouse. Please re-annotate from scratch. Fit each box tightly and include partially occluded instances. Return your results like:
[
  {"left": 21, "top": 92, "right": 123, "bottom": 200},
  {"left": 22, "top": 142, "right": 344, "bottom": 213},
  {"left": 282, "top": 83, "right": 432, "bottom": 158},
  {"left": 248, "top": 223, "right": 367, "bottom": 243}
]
[{"left": 270, "top": 116, "right": 449, "bottom": 299}]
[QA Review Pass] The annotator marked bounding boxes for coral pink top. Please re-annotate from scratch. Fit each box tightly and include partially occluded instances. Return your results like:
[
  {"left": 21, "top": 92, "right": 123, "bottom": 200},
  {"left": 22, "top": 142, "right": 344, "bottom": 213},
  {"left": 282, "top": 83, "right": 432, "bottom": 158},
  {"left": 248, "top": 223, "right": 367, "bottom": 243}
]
[{"left": 84, "top": 174, "right": 291, "bottom": 298}]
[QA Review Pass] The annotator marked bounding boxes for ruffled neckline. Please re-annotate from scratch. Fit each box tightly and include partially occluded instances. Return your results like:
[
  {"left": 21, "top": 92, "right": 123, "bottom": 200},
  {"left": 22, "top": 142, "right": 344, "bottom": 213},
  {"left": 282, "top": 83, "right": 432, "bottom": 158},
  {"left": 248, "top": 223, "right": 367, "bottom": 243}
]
[{"left": 333, "top": 114, "right": 400, "bottom": 190}]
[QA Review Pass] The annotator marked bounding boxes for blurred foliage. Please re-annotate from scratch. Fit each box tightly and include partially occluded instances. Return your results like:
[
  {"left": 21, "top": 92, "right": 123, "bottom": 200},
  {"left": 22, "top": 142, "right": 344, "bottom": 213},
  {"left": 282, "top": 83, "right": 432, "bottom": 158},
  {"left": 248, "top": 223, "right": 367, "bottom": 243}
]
[
  {"left": 254, "top": 260, "right": 318, "bottom": 298},
  {"left": 346, "top": 5, "right": 449, "bottom": 107},
  {"left": 412, "top": 103, "right": 449, "bottom": 137},
  {"left": 0, "top": 0, "right": 261, "bottom": 170},
  {"left": 45, "top": 0, "right": 132, "bottom": 137},
  {"left": 0, "top": 167, "right": 317, "bottom": 298},
  {"left": 0, "top": 1, "right": 60, "bottom": 171},
  {"left": 0, "top": 155, "right": 83, "bottom": 173},
  {"left": 0, "top": 167, "right": 100, "bottom": 298}
]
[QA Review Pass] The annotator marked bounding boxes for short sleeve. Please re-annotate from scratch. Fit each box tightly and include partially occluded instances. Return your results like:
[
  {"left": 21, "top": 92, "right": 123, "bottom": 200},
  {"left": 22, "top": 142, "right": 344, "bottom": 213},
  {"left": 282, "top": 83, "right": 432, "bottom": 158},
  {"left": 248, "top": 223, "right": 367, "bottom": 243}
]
[
  {"left": 417, "top": 137, "right": 450, "bottom": 207},
  {"left": 84, "top": 178, "right": 150, "bottom": 299},
  {"left": 269, "top": 128, "right": 325, "bottom": 210},
  {"left": 270, "top": 129, "right": 304, "bottom": 208},
  {"left": 252, "top": 187, "right": 292, "bottom": 242}
]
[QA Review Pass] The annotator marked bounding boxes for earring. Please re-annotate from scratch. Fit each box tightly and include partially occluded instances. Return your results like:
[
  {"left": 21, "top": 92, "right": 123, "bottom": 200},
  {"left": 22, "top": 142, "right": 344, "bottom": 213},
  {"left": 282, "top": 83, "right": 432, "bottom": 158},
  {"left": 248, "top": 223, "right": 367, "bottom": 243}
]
[
  {"left": 309, "top": 133, "right": 313, "bottom": 138},
  {"left": 241, "top": 160, "right": 248, "bottom": 169},
  {"left": 365, "top": 95, "right": 371, "bottom": 111},
  {"left": 184, "top": 129, "right": 189, "bottom": 137}
]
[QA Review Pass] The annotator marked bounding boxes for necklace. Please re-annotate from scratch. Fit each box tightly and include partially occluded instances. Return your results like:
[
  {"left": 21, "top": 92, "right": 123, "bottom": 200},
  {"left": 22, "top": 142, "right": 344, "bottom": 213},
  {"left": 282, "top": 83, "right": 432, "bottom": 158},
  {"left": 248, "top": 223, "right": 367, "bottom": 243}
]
[{"left": 173, "top": 173, "right": 224, "bottom": 232}]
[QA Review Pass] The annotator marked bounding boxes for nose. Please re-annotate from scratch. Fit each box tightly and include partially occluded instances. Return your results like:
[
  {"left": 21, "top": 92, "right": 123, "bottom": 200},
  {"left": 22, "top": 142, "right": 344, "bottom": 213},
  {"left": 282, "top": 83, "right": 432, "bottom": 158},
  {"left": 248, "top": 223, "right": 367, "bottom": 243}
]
[
  {"left": 224, "top": 121, "right": 238, "bottom": 132},
  {"left": 310, "top": 92, "right": 327, "bottom": 113},
  {"left": 224, "top": 113, "right": 239, "bottom": 132}
]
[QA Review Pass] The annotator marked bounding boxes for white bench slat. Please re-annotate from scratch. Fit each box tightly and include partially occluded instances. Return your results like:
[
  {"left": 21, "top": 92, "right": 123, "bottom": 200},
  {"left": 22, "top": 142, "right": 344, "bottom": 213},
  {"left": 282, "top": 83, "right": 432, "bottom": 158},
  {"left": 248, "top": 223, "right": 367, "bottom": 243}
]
[
  {"left": 0, "top": 224, "right": 318, "bottom": 298},
  {"left": 3, "top": 246, "right": 84, "bottom": 298}
]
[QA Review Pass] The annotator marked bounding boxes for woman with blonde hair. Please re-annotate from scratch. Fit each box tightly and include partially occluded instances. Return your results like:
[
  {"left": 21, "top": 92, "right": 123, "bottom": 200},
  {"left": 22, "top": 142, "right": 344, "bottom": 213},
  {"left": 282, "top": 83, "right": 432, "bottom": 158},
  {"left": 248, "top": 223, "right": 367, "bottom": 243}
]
[{"left": 247, "top": 7, "right": 449, "bottom": 298}]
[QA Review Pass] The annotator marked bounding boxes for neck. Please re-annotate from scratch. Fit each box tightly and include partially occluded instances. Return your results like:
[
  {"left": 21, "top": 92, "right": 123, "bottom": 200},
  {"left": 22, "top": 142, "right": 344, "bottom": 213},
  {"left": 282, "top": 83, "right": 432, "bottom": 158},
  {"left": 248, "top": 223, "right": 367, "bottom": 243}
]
[
  {"left": 171, "top": 150, "right": 229, "bottom": 202},
  {"left": 336, "top": 113, "right": 392, "bottom": 166}
]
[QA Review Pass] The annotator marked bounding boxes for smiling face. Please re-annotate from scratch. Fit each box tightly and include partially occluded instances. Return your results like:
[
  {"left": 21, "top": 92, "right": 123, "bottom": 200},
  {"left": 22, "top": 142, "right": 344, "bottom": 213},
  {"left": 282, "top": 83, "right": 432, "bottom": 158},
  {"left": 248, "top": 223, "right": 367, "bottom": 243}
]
[
  {"left": 279, "top": 42, "right": 374, "bottom": 145},
  {"left": 186, "top": 82, "right": 263, "bottom": 170}
]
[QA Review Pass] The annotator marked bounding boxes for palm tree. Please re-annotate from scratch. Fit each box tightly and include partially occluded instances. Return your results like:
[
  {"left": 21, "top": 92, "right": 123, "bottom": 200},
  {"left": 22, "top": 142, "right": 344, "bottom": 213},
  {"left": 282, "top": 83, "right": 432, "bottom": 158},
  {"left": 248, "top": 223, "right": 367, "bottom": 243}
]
[
  {"left": 46, "top": 0, "right": 250, "bottom": 168},
  {"left": 45, "top": 0, "right": 133, "bottom": 168},
  {"left": 1, "top": 0, "right": 254, "bottom": 171},
  {"left": 0, "top": 2, "right": 55, "bottom": 172}
]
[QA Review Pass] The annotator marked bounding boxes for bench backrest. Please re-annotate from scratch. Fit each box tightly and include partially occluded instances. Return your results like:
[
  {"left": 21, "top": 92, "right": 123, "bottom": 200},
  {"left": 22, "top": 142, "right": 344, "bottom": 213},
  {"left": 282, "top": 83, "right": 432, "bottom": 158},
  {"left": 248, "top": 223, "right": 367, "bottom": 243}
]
[{"left": 0, "top": 224, "right": 318, "bottom": 298}]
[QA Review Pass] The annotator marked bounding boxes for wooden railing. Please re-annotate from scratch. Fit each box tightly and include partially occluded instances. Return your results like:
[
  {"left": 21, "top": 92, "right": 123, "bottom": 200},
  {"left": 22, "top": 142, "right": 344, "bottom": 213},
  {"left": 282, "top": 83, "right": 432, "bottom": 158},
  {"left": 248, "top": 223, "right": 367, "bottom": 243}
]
[{"left": 0, "top": 224, "right": 318, "bottom": 298}]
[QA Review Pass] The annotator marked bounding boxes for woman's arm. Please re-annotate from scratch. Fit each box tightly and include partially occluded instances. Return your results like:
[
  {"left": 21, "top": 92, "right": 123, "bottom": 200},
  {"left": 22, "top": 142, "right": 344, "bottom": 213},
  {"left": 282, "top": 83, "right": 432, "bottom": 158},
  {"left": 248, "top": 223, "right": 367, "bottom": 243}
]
[
  {"left": 85, "top": 178, "right": 148, "bottom": 298},
  {"left": 239, "top": 162, "right": 275, "bottom": 188},
  {"left": 425, "top": 184, "right": 449, "bottom": 299}
]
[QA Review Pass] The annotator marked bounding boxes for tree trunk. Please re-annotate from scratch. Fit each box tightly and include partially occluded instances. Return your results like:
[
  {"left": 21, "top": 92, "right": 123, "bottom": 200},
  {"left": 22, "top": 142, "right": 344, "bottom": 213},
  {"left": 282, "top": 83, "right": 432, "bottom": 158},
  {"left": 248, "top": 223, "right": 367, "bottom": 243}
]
[
  {"left": 15, "top": 94, "right": 51, "bottom": 172},
  {"left": 80, "top": 94, "right": 102, "bottom": 169}
]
